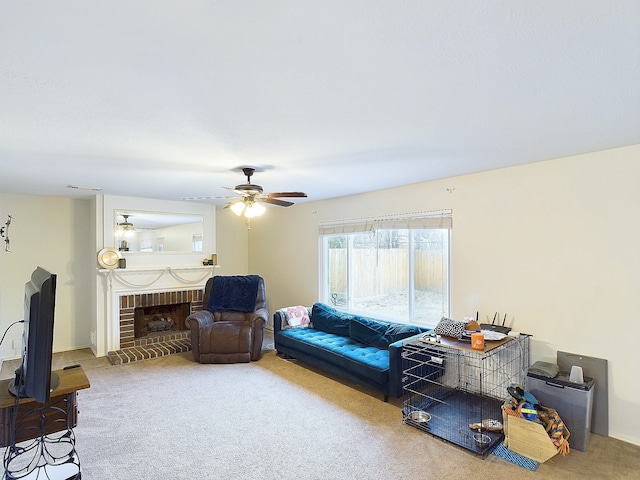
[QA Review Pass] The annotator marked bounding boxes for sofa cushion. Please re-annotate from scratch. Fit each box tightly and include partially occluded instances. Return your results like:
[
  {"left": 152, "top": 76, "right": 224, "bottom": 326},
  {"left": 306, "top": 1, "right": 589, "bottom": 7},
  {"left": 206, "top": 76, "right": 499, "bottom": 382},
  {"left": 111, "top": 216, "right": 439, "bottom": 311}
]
[
  {"left": 311, "top": 303, "right": 352, "bottom": 336},
  {"left": 383, "top": 321, "right": 424, "bottom": 345},
  {"left": 277, "top": 328, "right": 389, "bottom": 385},
  {"left": 349, "top": 316, "right": 388, "bottom": 348},
  {"left": 350, "top": 316, "right": 423, "bottom": 349},
  {"left": 283, "top": 305, "right": 311, "bottom": 329}
]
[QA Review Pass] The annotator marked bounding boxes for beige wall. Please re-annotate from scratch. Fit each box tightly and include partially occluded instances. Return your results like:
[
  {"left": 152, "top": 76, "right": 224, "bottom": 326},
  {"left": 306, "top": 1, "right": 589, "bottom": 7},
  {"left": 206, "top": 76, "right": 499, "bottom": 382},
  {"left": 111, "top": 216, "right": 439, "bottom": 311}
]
[
  {"left": 247, "top": 145, "right": 640, "bottom": 446},
  {"left": 0, "top": 194, "right": 244, "bottom": 364},
  {"left": 0, "top": 194, "right": 93, "bottom": 360},
  {"left": 214, "top": 208, "right": 249, "bottom": 276},
  {"left": 1, "top": 146, "right": 637, "bottom": 445}
]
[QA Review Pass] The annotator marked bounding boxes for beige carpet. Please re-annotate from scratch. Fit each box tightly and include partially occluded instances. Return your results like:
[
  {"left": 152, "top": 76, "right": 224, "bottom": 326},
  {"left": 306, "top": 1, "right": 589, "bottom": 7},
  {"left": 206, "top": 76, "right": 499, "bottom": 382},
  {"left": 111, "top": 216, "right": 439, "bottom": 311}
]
[{"left": 2, "top": 339, "right": 639, "bottom": 479}]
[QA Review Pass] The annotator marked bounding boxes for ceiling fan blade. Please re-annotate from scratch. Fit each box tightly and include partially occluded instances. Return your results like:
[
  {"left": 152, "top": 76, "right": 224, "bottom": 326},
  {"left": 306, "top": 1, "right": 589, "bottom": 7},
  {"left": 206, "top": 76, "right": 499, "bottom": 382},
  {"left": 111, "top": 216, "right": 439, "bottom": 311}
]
[
  {"left": 267, "top": 192, "right": 307, "bottom": 198},
  {"left": 223, "top": 186, "right": 252, "bottom": 196},
  {"left": 260, "top": 197, "right": 294, "bottom": 207}
]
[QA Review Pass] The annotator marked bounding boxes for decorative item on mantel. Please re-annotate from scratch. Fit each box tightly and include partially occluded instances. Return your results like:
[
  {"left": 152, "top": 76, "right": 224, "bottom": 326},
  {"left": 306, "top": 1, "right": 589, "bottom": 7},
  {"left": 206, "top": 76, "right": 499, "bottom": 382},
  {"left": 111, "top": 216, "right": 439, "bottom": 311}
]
[
  {"left": 202, "top": 253, "right": 218, "bottom": 266},
  {"left": 97, "top": 247, "right": 121, "bottom": 269}
]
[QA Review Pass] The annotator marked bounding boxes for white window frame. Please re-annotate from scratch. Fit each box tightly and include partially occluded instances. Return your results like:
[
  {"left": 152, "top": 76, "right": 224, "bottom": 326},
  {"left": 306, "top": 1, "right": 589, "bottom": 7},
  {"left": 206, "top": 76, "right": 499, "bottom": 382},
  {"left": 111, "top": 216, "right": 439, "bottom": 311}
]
[
  {"left": 192, "top": 233, "right": 203, "bottom": 253},
  {"left": 318, "top": 211, "right": 452, "bottom": 327}
]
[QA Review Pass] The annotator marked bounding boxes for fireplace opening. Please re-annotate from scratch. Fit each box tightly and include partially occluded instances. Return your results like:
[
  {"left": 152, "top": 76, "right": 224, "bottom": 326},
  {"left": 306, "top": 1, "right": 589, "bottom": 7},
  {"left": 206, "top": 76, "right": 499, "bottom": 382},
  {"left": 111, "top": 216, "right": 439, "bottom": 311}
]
[{"left": 134, "top": 302, "right": 191, "bottom": 339}]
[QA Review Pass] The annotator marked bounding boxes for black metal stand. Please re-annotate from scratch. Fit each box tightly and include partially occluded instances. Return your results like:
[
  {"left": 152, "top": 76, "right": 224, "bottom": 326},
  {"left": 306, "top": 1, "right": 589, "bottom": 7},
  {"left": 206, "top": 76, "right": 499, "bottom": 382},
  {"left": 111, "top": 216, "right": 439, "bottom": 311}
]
[{"left": 3, "top": 395, "right": 81, "bottom": 480}]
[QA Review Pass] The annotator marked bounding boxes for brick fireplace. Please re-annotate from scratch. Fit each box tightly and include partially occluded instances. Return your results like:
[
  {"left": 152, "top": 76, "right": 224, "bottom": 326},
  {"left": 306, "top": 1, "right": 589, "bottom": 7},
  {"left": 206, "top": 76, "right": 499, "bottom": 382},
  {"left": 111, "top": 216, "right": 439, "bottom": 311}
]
[
  {"left": 97, "top": 266, "right": 214, "bottom": 363},
  {"left": 134, "top": 301, "right": 191, "bottom": 339},
  {"left": 106, "top": 288, "right": 204, "bottom": 364},
  {"left": 119, "top": 290, "right": 203, "bottom": 346}
]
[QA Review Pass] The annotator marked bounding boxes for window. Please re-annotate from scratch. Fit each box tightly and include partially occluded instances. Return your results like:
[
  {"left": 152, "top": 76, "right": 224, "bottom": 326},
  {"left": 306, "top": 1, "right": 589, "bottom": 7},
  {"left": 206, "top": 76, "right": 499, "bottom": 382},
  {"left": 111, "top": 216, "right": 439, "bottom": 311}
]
[
  {"left": 192, "top": 233, "right": 203, "bottom": 253},
  {"left": 139, "top": 239, "right": 154, "bottom": 252},
  {"left": 319, "top": 213, "right": 451, "bottom": 327}
]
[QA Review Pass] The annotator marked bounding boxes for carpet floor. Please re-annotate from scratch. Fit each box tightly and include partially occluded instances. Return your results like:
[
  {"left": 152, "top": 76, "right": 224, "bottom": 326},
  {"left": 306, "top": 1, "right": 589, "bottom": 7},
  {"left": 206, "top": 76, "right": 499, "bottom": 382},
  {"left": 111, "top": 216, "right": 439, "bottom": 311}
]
[{"left": 2, "top": 336, "right": 638, "bottom": 479}]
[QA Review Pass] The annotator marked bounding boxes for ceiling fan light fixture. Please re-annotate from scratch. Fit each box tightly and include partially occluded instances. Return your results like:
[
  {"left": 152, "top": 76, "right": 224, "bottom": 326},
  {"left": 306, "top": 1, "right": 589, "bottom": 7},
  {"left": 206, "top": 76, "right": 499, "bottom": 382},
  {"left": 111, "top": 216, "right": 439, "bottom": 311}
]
[
  {"left": 117, "top": 215, "right": 135, "bottom": 237},
  {"left": 221, "top": 167, "right": 306, "bottom": 222},
  {"left": 230, "top": 201, "right": 246, "bottom": 216},
  {"left": 244, "top": 202, "right": 265, "bottom": 218}
]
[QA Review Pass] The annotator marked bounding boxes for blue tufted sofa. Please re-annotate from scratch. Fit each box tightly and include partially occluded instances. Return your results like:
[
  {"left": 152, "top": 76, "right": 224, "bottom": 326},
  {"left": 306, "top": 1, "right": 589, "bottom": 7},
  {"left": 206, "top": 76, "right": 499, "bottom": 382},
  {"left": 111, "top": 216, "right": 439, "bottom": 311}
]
[{"left": 273, "top": 303, "right": 431, "bottom": 401}]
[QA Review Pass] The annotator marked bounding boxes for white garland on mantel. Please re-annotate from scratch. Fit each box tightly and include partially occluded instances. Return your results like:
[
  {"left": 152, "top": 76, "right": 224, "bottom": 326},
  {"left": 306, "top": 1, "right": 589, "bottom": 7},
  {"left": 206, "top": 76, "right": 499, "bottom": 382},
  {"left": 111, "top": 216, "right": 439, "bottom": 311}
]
[{"left": 105, "top": 267, "right": 213, "bottom": 289}]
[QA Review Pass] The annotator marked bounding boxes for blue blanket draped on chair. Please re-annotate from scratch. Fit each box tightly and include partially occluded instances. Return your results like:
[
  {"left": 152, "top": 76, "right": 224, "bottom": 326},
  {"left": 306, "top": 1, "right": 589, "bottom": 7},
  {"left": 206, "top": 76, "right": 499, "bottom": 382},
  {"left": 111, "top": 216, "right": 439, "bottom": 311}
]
[{"left": 208, "top": 275, "right": 261, "bottom": 313}]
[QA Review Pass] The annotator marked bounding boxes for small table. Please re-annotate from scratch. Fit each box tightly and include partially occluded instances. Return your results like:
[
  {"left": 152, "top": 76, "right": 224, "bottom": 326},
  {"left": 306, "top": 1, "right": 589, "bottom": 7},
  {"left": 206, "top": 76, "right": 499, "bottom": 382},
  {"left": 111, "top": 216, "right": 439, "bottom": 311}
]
[
  {"left": 0, "top": 366, "right": 90, "bottom": 479},
  {"left": 0, "top": 366, "right": 90, "bottom": 446}
]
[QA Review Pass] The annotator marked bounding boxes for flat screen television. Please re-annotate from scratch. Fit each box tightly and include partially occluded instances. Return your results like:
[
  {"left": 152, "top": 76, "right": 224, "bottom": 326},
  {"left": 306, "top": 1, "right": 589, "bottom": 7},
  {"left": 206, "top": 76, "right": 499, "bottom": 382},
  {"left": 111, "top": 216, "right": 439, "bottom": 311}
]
[{"left": 8, "top": 266, "right": 59, "bottom": 404}]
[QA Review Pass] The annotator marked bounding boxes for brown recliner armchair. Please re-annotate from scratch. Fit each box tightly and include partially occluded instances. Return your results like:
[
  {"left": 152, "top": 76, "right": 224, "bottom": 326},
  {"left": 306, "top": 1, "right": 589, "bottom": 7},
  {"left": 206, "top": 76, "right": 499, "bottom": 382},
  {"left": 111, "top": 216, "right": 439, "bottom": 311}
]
[{"left": 185, "top": 275, "right": 267, "bottom": 363}]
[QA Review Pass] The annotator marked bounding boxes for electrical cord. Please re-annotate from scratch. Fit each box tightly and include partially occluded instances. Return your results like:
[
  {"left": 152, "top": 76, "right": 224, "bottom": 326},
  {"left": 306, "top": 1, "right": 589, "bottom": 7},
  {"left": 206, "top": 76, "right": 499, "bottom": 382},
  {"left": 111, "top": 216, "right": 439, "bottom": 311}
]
[{"left": 0, "top": 320, "right": 24, "bottom": 347}]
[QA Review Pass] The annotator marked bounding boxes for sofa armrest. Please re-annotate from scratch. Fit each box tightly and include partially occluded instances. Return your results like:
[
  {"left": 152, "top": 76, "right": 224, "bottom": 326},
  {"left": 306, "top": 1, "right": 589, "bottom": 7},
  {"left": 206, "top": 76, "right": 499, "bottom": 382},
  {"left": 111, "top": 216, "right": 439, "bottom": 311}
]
[
  {"left": 247, "top": 308, "right": 268, "bottom": 360},
  {"left": 249, "top": 307, "right": 268, "bottom": 329},
  {"left": 185, "top": 310, "right": 215, "bottom": 362},
  {"left": 273, "top": 309, "right": 286, "bottom": 334},
  {"left": 185, "top": 310, "right": 215, "bottom": 330},
  {"left": 272, "top": 309, "right": 287, "bottom": 352},
  {"left": 388, "top": 331, "right": 431, "bottom": 398}
]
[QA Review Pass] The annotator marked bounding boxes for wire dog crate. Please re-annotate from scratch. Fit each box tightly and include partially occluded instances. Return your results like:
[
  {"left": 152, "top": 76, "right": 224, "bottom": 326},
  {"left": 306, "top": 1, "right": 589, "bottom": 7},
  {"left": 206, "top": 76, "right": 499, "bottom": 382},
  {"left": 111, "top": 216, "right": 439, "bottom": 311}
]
[{"left": 402, "top": 334, "right": 530, "bottom": 456}]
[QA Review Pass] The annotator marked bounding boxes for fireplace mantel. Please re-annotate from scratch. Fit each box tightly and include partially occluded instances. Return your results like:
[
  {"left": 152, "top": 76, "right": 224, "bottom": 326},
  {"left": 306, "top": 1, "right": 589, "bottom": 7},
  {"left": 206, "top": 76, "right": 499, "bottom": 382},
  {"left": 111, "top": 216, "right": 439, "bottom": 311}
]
[
  {"left": 99, "top": 266, "right": 216, "bottom": 293},
  {"left": 98, "top": 265, "right": 217, "bottom": 292}
]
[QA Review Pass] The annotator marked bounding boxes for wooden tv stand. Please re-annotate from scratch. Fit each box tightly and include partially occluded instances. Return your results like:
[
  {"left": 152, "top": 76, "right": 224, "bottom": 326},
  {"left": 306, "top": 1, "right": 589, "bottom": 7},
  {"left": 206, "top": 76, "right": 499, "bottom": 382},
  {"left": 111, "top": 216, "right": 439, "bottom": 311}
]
[{"left": 0, "top": 366, "right": 90, "bottom": 447}]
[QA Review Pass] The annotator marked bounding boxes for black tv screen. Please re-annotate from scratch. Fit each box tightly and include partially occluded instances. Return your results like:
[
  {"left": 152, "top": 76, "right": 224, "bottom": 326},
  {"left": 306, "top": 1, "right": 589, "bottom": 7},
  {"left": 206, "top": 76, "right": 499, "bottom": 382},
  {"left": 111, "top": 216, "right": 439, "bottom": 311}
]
[{"left": 8, "top": 266, "right": 59, "bottom": 404}]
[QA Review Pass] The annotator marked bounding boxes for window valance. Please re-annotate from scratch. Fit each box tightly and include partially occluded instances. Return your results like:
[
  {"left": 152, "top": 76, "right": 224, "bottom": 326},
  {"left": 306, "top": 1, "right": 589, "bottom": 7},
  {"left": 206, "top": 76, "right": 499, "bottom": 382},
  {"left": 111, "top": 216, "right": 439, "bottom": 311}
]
[{"left": 318, "top": 210, "right": 452, "bottom": 236}]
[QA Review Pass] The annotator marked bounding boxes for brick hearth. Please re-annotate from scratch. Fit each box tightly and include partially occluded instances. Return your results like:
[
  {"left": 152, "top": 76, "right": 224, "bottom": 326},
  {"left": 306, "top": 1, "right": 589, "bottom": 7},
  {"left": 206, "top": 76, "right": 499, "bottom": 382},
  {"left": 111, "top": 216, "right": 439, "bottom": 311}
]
[
  {"left": 106, "top": 334, "right": 191, "bottom": 365},
  {"left": 106, "top": 288, "right": 203, "bottom": 364}
]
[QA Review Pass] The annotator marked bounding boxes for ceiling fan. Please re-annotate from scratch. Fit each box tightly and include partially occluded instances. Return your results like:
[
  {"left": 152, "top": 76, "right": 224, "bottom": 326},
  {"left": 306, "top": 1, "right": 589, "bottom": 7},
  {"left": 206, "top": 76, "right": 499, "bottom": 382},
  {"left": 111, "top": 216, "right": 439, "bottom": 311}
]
[
  {"left": 115, "top": 214, "right": 157, "bottom": 233},
  {"left": 222, "top": 167, "right": 307, "bottom": 218}
]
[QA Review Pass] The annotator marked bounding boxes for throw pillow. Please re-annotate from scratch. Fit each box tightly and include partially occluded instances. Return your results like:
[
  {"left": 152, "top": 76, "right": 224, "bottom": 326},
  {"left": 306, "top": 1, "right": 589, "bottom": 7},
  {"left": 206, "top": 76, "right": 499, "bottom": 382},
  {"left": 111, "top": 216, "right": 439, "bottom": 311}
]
[
  {"left": 433, "top": 317, "right": 466, "bottom": 338},
  {"left": 284, "top": 305, "right": 311, "bottom": 329},
  {"left": 350, "top": 316, "right": 423, "bottom": 349},
  {"left": 311, "top": 303, "right": 352, "bottom": 336},
  {"left": 384, "top": 322, "right": 423, "bottom": 345},
  {"left": 349, "top": 316, "right": 389, "bottom": 349}
]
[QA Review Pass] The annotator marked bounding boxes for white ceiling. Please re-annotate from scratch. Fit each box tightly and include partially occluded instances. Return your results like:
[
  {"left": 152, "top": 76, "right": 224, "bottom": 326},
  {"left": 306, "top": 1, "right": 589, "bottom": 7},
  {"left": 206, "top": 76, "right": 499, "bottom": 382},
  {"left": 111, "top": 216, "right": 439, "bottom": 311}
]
[{"left": 1, "top": 1, "right": 639, "bottom": 207}]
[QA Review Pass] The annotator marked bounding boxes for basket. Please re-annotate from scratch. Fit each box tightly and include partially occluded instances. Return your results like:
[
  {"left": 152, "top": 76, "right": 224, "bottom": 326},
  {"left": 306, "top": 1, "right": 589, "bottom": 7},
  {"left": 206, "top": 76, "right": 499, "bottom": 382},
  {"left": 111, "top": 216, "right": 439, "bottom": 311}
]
[{"left": 502, "top": 402, "right": 570, "bottom": 463}]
